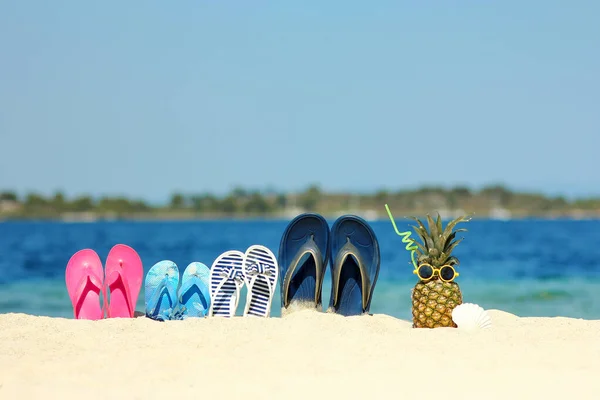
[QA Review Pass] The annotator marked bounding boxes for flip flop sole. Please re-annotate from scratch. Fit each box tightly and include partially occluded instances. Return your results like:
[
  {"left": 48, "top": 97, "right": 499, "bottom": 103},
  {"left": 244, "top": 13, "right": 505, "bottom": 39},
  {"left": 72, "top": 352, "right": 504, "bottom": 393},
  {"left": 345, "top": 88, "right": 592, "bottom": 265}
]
[
  {"left": 209, "top": 251, "right": 244, "bottom": 317},
  {"left": 179, "top": 262, "right": 211, "bottom": 318},
  {"left": 243, "top": 245, "right": 279, "bottom": 318},
  {"left": 328, "top": 215, "right": 380, "bottom": 316},
  {"left": 145, "top": 260, "right": 180, "bottom": 321},
  {"left": 106, "top": 244, "right": 143, "bottom": 318},
  {"left": 65, "top": 249, "right": 104, "bottom": 320},
  {"left": 278, "top": 213, "right": 330, "bottom": 315}
]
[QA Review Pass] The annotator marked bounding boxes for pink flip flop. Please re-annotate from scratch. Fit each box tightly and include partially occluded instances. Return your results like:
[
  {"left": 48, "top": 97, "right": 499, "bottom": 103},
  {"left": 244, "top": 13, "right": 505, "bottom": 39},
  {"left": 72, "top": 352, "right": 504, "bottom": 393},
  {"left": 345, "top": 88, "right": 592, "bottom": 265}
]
[
  {"left": 65, "top": 249, "right": 105, "bottom": 320},
  {"left": 105, "top": 244, "right": 143, "bottom": 318}
]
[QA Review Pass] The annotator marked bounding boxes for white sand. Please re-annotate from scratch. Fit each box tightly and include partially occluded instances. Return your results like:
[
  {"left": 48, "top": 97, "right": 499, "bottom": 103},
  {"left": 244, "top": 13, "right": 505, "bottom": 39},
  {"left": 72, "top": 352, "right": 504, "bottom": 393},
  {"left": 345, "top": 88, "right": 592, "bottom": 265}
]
[{"left": 1, "top": 310, "right": 599, "bottom": 399}]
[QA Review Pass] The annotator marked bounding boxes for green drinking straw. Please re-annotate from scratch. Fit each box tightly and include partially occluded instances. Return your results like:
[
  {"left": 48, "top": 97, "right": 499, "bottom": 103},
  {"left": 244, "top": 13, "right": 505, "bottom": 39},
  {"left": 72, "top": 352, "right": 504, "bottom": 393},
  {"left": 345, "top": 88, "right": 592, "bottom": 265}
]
[{"left": 384, "top": 204, "right": 418, "bottom": 269}]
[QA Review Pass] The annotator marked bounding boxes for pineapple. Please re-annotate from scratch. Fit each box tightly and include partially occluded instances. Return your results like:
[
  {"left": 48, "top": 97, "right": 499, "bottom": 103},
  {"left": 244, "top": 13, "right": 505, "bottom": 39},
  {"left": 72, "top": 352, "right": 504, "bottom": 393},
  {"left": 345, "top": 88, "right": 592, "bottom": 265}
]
[{"left": 410, "top": 213, "right": 470, "bottom": 328}]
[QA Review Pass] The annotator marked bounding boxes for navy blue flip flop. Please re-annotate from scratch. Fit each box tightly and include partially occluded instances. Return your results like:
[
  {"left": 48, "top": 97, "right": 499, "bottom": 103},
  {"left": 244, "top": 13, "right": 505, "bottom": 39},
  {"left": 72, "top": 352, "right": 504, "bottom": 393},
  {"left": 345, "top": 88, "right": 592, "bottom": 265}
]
[
  {"left": 278, "top": 213, "right": 330, "bottom": 314},
  {"left": 327, "top": 215, "right": 380, "bottom": 316}
]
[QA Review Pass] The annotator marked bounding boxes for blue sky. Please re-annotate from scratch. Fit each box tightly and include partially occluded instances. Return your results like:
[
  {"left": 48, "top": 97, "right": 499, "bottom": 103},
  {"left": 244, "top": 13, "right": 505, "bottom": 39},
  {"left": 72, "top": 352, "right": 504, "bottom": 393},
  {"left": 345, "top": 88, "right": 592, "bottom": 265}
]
[{"left": 1, "top": 1, "right": 598, "bottom": 201}]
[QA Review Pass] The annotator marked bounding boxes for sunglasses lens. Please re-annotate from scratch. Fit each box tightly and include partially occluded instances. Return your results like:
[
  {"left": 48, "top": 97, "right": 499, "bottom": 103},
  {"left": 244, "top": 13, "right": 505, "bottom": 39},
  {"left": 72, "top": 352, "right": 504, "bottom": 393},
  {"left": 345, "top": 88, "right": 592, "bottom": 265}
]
[
  {"left": 440, "top": 266, "right": 455, "bottom": 281},
  {"left": 418, "top": 265, "right": 434, "bottom": 280}
]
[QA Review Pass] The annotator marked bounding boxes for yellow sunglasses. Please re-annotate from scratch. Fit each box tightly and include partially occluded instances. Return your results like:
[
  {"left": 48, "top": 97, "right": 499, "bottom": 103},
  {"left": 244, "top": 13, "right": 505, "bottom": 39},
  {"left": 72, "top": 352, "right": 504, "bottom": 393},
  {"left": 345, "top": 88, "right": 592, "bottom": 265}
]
[{"left": 413, "top": 263, "right": 459, "bottom": 282}]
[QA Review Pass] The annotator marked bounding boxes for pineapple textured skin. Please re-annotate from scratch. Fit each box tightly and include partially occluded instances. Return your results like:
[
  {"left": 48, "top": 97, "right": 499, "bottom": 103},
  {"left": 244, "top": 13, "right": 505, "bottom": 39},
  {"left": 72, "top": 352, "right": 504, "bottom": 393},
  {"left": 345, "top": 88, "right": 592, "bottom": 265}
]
[{"left": 412, "top": 280, "right": 462, "bottom": 328}]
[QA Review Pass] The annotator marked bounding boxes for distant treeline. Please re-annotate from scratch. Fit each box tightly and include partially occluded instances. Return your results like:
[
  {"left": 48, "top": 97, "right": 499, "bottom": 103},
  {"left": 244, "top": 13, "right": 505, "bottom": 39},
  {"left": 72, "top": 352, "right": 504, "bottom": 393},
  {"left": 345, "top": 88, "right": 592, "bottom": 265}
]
[{"left": 1, "top": 184, "right": 599, "bottom": 220}]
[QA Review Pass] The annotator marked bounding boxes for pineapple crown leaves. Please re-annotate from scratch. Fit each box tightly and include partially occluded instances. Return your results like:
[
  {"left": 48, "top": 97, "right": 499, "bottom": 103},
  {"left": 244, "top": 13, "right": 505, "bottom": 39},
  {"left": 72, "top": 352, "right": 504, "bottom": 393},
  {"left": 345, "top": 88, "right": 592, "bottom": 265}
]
[{"left": 410, "top": 212, "right": 471, "bottom": 267}]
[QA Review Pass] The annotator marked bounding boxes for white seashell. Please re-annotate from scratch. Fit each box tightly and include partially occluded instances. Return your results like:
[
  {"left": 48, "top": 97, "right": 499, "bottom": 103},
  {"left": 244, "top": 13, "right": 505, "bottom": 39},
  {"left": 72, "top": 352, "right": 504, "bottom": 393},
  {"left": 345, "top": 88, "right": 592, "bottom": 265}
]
[{"left": 452, "top": 303, "right": 492, "bottom": 330}]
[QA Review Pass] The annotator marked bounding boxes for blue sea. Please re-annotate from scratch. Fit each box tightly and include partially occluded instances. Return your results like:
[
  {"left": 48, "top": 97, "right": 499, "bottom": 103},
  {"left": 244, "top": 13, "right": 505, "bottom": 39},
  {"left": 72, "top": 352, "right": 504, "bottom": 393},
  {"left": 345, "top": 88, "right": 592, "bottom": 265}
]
[{"left": 1, "top": 218, "right": 600, "bottom": 320}]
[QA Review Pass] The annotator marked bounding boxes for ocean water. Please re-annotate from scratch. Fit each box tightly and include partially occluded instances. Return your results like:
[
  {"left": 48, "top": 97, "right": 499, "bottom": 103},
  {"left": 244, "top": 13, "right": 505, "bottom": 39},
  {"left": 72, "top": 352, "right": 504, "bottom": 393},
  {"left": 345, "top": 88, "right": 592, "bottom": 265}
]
[{"left": 1, "top": 218, "right": 600, "bottom": 321}]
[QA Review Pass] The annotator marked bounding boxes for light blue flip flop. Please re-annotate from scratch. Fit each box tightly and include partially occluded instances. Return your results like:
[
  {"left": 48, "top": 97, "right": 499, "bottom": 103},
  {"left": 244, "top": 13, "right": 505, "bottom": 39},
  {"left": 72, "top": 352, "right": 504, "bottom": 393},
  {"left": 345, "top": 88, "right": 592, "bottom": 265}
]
[
  {"left": 144, "top": 260, "right": 181, "bottom": 321},
  {"left": 178, "top": 262, "right": 211, "bottom": 319}
]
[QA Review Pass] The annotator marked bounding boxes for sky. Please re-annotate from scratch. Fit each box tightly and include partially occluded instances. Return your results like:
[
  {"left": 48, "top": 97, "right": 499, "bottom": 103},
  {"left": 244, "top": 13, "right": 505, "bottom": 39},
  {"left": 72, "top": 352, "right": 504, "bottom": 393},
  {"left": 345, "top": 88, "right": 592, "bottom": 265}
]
[{"left": 1, "top": 1, "right": 598, "bottom": 202}]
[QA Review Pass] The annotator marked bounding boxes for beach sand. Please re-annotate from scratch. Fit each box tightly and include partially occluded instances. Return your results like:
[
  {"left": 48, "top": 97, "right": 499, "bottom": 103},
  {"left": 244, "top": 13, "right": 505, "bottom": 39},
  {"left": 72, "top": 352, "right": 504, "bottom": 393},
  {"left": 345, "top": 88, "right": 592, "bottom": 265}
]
[{"left": 1, "top": 310, "right": 599, "bottom": 399}]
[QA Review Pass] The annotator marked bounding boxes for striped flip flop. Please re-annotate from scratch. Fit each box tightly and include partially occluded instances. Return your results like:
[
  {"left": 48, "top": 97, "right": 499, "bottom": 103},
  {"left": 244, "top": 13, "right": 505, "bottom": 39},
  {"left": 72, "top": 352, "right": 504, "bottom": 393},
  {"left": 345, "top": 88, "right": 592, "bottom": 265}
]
[
  {"left": 209, "top": 250, "right": 245, "bottom": 317},
  {"left": 242, "top": 245, "right": 279, "bottom": 317}
]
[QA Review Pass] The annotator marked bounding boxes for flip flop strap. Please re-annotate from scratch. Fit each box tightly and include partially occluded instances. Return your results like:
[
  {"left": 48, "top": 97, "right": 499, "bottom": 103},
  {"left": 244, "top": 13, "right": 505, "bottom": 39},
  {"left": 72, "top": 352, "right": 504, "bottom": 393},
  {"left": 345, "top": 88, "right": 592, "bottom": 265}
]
[
  {"left": 106, "top": 269, "right": 135, "bottom": 317},
  {"left": 147, "top": 276, "right": 178, "bottom": 318},
  {"left": 223, "top": 266, "right": 244, "bottom": 286},
  {"left": 282, "top": 235, "right": 323, "bottom": 308},
  {"left": 247, "top": 274, "right": 274, "bottom": 294},
  {"left": 179, "top": 275, "right": 211, "bottom": 307},
  {"left": 211, "top": 267, "right": 243, "bottom": 302},
  {"left": 73, "top": 270, "right": 105, "bottom": 317},
  {"left": 246, "top": 265, "right": 275, "bottom": 311},
  {"left": 331, "top": 238, "right": 372, "bottom": 312}
]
